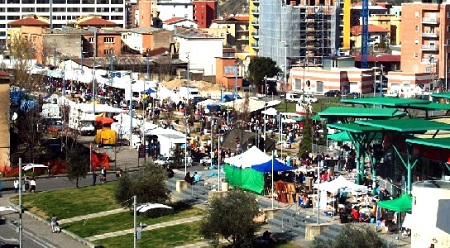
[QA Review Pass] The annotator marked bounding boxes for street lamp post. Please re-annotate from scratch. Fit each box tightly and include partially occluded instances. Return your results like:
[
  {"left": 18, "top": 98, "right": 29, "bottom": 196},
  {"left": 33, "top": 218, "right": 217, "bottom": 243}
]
[
  {"left": 373, "top": 66, "right": 378, "bottom": 97},
  {"left": 263, "top": 103, "right": 268, "bottom": 152},
  {"left": 109, "top": 55, "right": 115, "bottom": 86},
  {"left": 379, "top": 64, "right": 384, "bottom": 97},
  {"left": 264, "top": 75, "right": 267, "bottom": 97},
  {"left": 234, "top": 59, "right": 239, "bottom": 100}
]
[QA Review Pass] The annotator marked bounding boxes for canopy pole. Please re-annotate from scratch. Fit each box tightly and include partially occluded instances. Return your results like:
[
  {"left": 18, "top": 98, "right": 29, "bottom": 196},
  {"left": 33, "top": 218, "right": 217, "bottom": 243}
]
[
  {"left": 355, "top": 145, "right": 363, "bottom": 185},
  {"left": 370, "top": 154, "right": 377, "bottom": 195},
  {"left": 406, "top": 144, "right": 419, "bottom": 194},
  {"left": 271, "top": 150, "right": 274, "bottom": 209}
]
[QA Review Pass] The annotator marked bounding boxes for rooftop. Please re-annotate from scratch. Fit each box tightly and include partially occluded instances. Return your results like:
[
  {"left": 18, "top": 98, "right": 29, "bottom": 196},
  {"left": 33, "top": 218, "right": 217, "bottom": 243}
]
[
  {"left": 77, "top": 17, "right": 117, "bottom": 27},
  {"left": 9, "top": 18, "right": 49, "bottom": 26},
  {"left": 351, "top": 24, "right": 389, "bottom": 35}
]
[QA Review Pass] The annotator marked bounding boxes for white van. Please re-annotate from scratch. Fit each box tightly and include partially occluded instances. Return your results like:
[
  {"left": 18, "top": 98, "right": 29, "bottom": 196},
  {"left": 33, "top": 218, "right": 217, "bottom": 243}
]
[{"left": 178, "top": 86, "right": 200, "bottom": 101}]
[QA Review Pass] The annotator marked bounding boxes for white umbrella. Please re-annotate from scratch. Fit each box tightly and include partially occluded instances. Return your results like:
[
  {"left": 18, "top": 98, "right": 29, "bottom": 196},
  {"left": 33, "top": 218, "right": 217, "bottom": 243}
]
[
  {"left": 23, "top": 163, "right": 48, "bottom": 171},
  {"left": 0, "top": 206, "right": 16, "bottom": 212},
  {"left": 262, "top": 107, "right": 279, "bottom": 116},
  {"left": 136, "top": 203, "right": 172, "bottom": 213}
]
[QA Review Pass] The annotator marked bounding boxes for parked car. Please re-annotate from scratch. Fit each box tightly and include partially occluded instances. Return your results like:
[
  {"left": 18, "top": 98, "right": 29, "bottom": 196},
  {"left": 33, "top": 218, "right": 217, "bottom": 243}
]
[
  {"left": 285, "top": 92, "right": 302, "bottom": 102},
  {"left": 300, "top": 95, "right": 318, "bottom": 103},
  {"left": 324, "top": 90, "right": 341, "bottom": 97}
]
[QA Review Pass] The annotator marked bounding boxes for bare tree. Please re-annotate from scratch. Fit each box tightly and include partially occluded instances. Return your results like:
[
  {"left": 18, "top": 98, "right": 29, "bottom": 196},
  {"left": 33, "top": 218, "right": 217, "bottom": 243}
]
[{"left": 9, "top": 33, "right": 47, "bottom": 163}]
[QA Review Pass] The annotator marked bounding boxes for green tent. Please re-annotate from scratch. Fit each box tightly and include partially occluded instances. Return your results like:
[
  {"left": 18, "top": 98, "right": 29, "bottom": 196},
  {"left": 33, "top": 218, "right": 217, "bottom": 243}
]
[
  {"left": 224, "top": 164, "right": 264, "bottom": 194},
  {"left": 377, "top": 194, "right": 412, "bottom": 212}
]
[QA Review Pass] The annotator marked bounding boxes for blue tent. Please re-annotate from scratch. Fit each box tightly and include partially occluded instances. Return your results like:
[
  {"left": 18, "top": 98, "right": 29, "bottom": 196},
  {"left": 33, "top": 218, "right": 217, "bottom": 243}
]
[
  {"left": 141, "top": 88, "right": 155, "bottom": 94},
  {"left": 251, "top": 158, "right": 294, "bottom": 172}
]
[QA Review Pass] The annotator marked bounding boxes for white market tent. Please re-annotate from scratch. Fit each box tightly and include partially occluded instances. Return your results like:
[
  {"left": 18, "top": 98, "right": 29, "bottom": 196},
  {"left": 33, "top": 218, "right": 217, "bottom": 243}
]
[
  {"left": 197, "top": 99, "right": 220, "bottom": 108},
  {"left": 318, "top": 175, "right": 368, "bottom": 194},
  {"left": 222, "top": 99, "right": 281, "bottom": 113},
  {"left": 145, "top": 127, "right": 187, "bottom": 157},
  {"left": 224, "top": 146, "right": 273, "bottom": 168}
]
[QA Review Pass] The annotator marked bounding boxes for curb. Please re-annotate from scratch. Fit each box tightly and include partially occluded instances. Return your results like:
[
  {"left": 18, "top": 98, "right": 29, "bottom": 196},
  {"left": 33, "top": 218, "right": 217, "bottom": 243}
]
[{"left": 6, "top": 197, "right": 98, "bottom": 248}]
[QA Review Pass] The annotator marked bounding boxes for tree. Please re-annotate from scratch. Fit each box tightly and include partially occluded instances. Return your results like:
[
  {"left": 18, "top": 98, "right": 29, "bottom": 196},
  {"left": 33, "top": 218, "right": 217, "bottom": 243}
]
[
  {"left": 312, "top": 224, "right": 387, "bottom": 248},
  {"left": 200, "top": 190, "right": 260, "bottom": 247},
  {"left": 66, "top": 145, "right": 90, "bottom": 188},
  {"left": 9, "top": 34, "right": 47, "bottom": 163},
  {"left": 299, "top": 104, "right": 313, "bottom": 156},
  {"left": 115, "top": 164, "right": 170, "bottom": 210},
  {"left": 248, "top": 57, "right": 280, "bottom": 89}
]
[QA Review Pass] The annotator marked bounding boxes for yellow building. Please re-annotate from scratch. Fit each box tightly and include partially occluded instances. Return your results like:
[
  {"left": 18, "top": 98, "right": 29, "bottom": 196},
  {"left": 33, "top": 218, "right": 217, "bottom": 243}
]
[
  {"left": 368, "top": 14, "right": 401, "bottom": 46},
  {"left": 248, "top": 0, "right": 259, "bottom": 55}
]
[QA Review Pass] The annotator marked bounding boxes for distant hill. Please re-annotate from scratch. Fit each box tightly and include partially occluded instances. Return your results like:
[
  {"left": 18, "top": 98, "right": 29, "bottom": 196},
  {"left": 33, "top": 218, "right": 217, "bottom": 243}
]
[{"left": 217, "top": 0, "right": 248, "bottom": 16}]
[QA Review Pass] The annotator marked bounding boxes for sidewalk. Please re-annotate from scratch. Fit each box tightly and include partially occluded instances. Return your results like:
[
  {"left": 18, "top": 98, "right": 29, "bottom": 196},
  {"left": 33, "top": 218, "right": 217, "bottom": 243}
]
[
  {"left": 0, "top": 193, "right": 91, "bottom": 248},
  {"left": 86, "top": 215, "right": 203, "bottom": 242}
]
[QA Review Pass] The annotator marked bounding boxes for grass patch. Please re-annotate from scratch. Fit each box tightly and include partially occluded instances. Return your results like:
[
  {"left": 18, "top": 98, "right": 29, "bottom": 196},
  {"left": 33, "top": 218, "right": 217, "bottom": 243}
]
[
  {"left": 98, "top": 221, "right": 203, "bottom": 248},
  {"left": 275, "top": 98, "right": 342, "bottom": 114},
  {"left": 64, "top": 207, "right": 204, "bottom": 238},
  {"left": 12, "top": 183, "right": 120, "bottom": 220}
]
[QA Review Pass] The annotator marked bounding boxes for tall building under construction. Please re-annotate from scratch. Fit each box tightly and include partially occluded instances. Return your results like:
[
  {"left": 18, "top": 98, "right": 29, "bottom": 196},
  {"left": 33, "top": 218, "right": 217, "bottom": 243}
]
[{"left": 249, "top": 0, "right": 352, "bottom": 75}]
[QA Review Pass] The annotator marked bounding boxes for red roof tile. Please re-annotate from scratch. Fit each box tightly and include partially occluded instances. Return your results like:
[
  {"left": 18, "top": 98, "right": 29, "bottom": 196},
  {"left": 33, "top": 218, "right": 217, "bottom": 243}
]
[
  {"left": 354, "top": 54, "right": 401, "bottom": 62},
  {"left": 8, "top": 18, "right": 49, "bottom": 26},
  {"left": 234, "top": 16, "right": 249, "bottom": 21},
  {"left": 164, "top": 17, "right": 185, "bottom": 24},
  {"left": 351, "top": 24, "right": 388, "bottom": 36},
  {"left": 77, "top": 17, "right": 117, "bottom": 26}
]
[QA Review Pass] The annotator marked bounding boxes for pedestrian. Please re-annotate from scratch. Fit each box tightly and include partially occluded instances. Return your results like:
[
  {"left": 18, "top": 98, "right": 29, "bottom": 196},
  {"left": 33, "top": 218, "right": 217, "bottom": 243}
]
[
  {"left": 29, "top": 177, "right": 36, "bottom": 193},
  {"left": 101, "top": 167, "right": 107, "bottom": 183},
  {"left": 51, "top": 214, "right": 60, "bottom": 233},
  {"left": 92, "top": 171, "right": 98, "bottom": 186},
  {"left": 13, "top": 178, "right": 19, "bottom": 193},
  {"left": 115, "top": 169, "right": 123, "bottom": 178}
]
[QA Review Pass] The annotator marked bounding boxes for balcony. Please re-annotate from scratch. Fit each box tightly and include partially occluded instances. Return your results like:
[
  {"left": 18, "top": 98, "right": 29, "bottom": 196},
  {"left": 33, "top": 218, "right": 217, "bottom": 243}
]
[
  {"left": 252, "top": 32, "right": 259, "bottom": 39},
  {"left": 422, "top": 32, "right": 438, "bottom": 38},
  {"left": 421, "top": 58, "right": 438, "bottom": 64},
  {"left": 422, "top": 17, "right": 439, "bottom": 24},
  {"left": 251, "top": 42, "right": 259, "bottom": 48},
  {"left": 252, "top": 0, "right": 259, "bottom": 4},
  {"left": 251, "top": 21, "right": 259, "bottom": 27},
  {"left": 421, "top": 45, "right": 438, "bottom": 51},
  {"left": 252, "top": 8, "right": 259, "bottom": 15}
]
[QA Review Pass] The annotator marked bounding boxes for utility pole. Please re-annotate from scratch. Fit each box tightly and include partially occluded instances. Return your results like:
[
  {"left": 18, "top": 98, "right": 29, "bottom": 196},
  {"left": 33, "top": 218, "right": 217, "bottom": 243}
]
[
  {"left": 133, "top": 195, "right": 137, "bottom": 248},
  {"left": 18, "top": 158, "right": 23, "bottom": 247}
]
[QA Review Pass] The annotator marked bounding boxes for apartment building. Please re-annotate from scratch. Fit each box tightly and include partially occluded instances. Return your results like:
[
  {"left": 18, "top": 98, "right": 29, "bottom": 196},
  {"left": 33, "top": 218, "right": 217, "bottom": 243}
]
[
  {"left": 193, "top": 0, "right": 217, "bottom": 28},
  {"left": 0, "top": 0, "right": 126, "bottom": 47},
  {"left": 394, "top": 0, "right": 450, "bottom": 92},
  {"left": 207, "top": 15, "right": 249, "bottom": 53}
]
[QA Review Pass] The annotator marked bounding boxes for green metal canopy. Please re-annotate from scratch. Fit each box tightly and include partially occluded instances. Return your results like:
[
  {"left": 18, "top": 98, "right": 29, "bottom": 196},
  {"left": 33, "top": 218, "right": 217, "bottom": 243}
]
[
  {"left": 328, "top": 131, "right": 352, "bottom": 142},
  {"left": 431, "top": 92, "right": 450, "bottom": 100},
  {"left": 318, "top": 106, "right": 406, "bottom": 118},
  {"left": 341, "top": 97, "right": 430, "bottom": 106},
  {"left": 327, "top": 123, "right": 383, "bottom": 133},
  {"left": 357, "top": 118, "right": 450, "bottom": 194},
  {"left": 327, "top": 123, "right": 383, "bottom": 185},
  {"left": 356, "top": 118, "right": 450, "bottom": 133},
  {"left": 406, "top": 137, "right": 450, "bottom": 149},
  {"left": 402, "top": 102, "right": 450, "bottom": 111},
  {"left": 377, "top": 194, "right": 412, "bottom": 212}
]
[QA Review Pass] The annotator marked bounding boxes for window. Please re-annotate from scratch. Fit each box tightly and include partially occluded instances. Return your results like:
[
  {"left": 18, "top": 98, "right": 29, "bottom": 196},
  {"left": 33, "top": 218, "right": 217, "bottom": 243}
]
[
  {"left": 294, "top": 79, "right": 302, "bottom": 90},
  {"left": 7, "top": 8, "right": 20, "bottom": 12},
  {"left": 7, "top": 16, "right": 19, "bottom": 20},
  {"left": 415, "top": 11, "right": 419, "bottom": 18},
  {"left": 67, "top": 7, "right": 79, "bottom": 12},
  {"left": 53, "top": 7, "right": 66, "bottom": 12},
  {"left": 104, "top": 37, "right": 115, "bottom": 43},
  {"left": 425, "top": 66, "right": 431, "bottom": 73},
  {"left": 82, "top": 0, "right": 94, "bottom": 3},
  {"left": 22, "top": 7, "right": 35, "bottom": 12},
  {"left": 36, "top": 0, "right": 50, "bottom": 3},
  {"left": 103, "top": 49, "right": 114, "bottom": 55},
  {"left": 37, "top": 7, "right": 49, "bottom": 12},
  {"left": 415, "top": 25, "right": 419, "bottom": 31},
  {"left": 22, "top": 0, "right": 35, "bottom": 3},
  {"left": 82, "top": 8, "right": 95, "bottom": 12},
  {"left": 54, "top": 0, "right": 64, "bottom": 3},
  {"left": 415, "top": 39, "right": 418, "bottom": 45},
  {"left": 111, "top": 0, "right": 123, "bottom": 4},
  {"left": 67, "top": 0, "right": 79, "bottom": 3},
  {"left": 89, "top": 37, "right": 94, "bottom": 43},
  {"left": 414, "top": 52, "right": 418, "bottom": 58}
]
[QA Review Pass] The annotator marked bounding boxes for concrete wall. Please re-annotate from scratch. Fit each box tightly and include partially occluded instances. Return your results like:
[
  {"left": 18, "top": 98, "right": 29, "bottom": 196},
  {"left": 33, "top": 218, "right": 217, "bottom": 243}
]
[{"left": 411, "top": 181, "right": 450, "bottom": 248}]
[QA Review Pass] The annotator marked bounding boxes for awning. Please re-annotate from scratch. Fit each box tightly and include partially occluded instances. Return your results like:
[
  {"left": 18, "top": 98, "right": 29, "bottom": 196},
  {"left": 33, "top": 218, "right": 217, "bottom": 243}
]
[
  {"left": 356, "top": 119, "right": 450, "bottom": 133},
  {"left": 406, "top": 137, "right": 450, "bottom": 149},
  {"left": 377, "top": 194, "right": 412, "bottom": 212},
  {"left": 341, "top": 97, "right": 430, "bottom": 107},
  {"left": 319, "top": 106, "right": 406, "bottom": 118},
  {"left": 328, "top": 131, "right": 352, "bottom": 142}
]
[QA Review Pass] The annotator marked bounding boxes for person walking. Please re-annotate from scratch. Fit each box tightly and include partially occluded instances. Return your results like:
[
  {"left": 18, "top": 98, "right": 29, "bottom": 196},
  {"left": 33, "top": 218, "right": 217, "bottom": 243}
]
[
  {"left": 13, "top": 178, "right": 19, "bottom": 193},
  {"left": 92, "top": 171, "right": 98, "bottom": 186},
  {"left": 101, "top": 167, "right": 107, "bottom": 183},
  {"left": 29, "top": 177, "right": 36, "bottom": 193}
]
